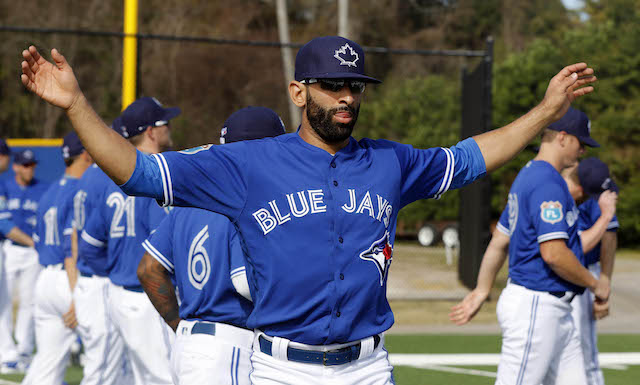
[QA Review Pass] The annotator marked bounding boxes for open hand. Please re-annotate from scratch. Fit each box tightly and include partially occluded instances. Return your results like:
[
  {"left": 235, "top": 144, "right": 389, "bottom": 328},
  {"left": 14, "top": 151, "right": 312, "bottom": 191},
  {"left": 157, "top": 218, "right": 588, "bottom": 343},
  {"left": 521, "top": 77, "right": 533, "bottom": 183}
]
[
  {"left": 21, "top": 46, "right": 82, "bottom": 111},
  {"left": 449, "top": 289, "right": 489, "bottom": 325},
  {"left": 541, "top": 63, "right": 597, "bottom": 122}
]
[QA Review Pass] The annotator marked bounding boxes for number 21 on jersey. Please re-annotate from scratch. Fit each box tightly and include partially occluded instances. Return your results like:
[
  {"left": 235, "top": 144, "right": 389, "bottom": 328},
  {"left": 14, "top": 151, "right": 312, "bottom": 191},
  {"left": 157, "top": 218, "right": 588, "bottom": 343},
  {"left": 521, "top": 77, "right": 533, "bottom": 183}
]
[{"left": 107, "top": 192, "right": 136, "bottom": 238}]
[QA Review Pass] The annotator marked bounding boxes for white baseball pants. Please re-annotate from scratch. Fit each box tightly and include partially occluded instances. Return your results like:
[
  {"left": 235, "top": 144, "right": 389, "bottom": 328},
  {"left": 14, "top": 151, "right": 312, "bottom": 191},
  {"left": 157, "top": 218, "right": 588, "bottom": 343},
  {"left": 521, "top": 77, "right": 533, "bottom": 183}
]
[
  {"left": 171, "top": 320, "right": 253, "bottom": 385},
  {"left": 496, "top": 281, "right": 587, "bottom": 385},
  {"left": 107, "top": 282, "right": 174, "bottom": 385},
  {"left": 2, "top": 242, "right": 41, "bottom": 359},
  {"left": 21, "top": 265, "right": 76, "bottom": 385},
  {"left": 571, "top": 263, "right": 605, "bottom": 385},
  {"left": 74, "top": 275, "right": 130, "bottom": 385},
  {"left": 250, "top": 333, "right": 395, "bottom": 385},
  {"left": 0, "top": 244, "right": 18, "bottom": 361}
]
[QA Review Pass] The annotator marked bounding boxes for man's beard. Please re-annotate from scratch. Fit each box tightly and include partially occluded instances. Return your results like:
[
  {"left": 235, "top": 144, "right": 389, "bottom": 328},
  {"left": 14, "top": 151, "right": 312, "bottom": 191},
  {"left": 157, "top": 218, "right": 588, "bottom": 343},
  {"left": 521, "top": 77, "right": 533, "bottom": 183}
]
[{"left": 306, "top": 92, "right": 359, "bottom": 144}]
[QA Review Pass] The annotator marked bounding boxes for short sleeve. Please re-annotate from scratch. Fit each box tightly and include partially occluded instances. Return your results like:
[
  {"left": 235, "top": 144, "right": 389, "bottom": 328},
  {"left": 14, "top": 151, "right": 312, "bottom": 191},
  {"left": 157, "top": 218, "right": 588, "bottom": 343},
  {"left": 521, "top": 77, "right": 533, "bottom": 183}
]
[
  {"left": 81, "top": 202, "right": 108, "bottom": 249},
  {"left": 497, "top": 206, "right": 510, "bottom": 236},
  {"left": 607, "top": 214, "right": 619, "bottom": 231},
  {"left": 529, "top": 183, "right": 570, "bottom": 244},
  {"left": 393, "top": 138, "right": 486, "bottom": 207},
  {"left": 148, "top": 144, "right": 249, "bottom": 220},
  {"left": 142, "top": 213, "right": 175, "bottom": 273}
]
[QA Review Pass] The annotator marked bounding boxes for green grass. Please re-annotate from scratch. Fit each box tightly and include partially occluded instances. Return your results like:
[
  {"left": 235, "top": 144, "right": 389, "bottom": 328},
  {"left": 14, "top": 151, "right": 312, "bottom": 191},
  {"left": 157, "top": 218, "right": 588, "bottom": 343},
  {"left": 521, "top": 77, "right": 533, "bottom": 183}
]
[{"left": 2, "top": 334, "right": 638, "bottom": 385}]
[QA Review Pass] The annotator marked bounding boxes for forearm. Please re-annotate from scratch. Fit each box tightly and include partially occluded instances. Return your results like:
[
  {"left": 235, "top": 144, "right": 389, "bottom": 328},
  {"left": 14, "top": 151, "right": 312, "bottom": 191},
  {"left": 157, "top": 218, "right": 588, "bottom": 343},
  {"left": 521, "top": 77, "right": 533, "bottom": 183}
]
[
  {"left": 137, "top": 253, "right": 180, "bottom": 331},
  {"left": 475, "top": 232, "right": 509, "bottom": 295},
  {"left": 542, "top": 242, "right": 597, "bottom": 289},
  {"left": 599, "top": 232, "right": 617, "bottom": 281},
  {"left": 66, "top": 94, "right": 136, "bottom": 185},
  {"left": 6, "top": 227, "right": 34, "bottom": 247},
  {"left": 65, "top": 229, "right": 79, "bottom": 291},
  {"left": 474, "top": 104, "right": 554, "bottom": 173},
  {"left": 580, "top": 214, "right": 614, "bottom": 254}
]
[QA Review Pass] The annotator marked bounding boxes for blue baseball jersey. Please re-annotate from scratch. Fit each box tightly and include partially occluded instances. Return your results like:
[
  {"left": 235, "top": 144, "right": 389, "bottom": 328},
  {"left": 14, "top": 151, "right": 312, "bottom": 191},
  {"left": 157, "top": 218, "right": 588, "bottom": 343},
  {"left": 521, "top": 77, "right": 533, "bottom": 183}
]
[
  {"left": 502, "top": 160, "right": 585, "bottom": 293},
  {"left": 0, "top": 181, "right": 15, "bottom": 239},
  {"left": 75, "top": 164, "right": 117, "bottom": 277},
  {"left": 143, "top": 207, "right": 252, "bottom": 328},
  {"left": 1, "top": 177, "right": 49, "bottom": 240},
  {"left": 34, "top": 176, "right": 79, "bottom": 266},
  {"left": 121, "top": 133, "right": 485, "bottom": 344},
  {"left": 578, "top": 197, "right": 619, "bottom": 266},
  {"left": 83, "top": 182, "right": 167, "bottom": 289}
]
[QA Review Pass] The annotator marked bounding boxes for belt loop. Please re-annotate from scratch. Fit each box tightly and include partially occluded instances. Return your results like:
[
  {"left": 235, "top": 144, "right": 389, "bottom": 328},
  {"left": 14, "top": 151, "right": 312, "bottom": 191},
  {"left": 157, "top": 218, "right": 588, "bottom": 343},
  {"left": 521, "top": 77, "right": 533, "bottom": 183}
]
[
  {"left": 359, "top": 336, "right": 375, "bottom": 359},
  {"left": 271, "top": 336, "right": 289, "bottom": 361}
]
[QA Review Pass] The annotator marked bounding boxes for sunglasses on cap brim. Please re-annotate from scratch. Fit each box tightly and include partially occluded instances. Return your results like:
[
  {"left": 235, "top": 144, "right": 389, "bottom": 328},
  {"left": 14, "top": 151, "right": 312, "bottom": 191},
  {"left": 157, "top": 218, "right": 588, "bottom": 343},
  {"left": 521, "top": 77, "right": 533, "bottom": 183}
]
[{"left": 302, "top": 78, "right": 366, "bottom": 94}]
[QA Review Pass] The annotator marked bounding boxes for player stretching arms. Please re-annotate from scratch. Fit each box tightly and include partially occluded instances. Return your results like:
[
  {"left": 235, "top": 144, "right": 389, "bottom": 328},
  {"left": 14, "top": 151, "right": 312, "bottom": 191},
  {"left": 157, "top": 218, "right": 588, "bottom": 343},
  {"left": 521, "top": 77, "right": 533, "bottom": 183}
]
[
  {"left": 21, "top": 36, "right": 599, "bottom": 384},
  {"left": 138, "top": 106, "right": 285, "bottom": 385}
]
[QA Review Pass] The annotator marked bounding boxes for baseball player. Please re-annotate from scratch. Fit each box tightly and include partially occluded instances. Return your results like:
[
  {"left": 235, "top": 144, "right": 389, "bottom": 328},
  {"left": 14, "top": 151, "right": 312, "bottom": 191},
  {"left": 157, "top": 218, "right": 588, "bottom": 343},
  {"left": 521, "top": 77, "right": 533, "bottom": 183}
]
[
  {"left": 571, "top": 157, "right": 619, "bottom": 385},
  {"left": 21, "top": 36, "right": 596, "bottom": 384},
  {"left": 0, "top": 139, "right": 36, "bottom": 369},
  {"left": 0, "top": 149, "right": 49, "bottom": 373},
  {"left": 71, "top": 115, "right": 132, "bottom": 385},
  {"left": 21, "top": 132, "right": 92, "bottom": 385},
  {"left": 81, "top": 97, "right": 177, "bottom": 385},
  {"left": 450, "top": 107, "right": 611, "bottom": 384},
  {"left": 138, "top": 106, "right": 285, "bottom": 385}
]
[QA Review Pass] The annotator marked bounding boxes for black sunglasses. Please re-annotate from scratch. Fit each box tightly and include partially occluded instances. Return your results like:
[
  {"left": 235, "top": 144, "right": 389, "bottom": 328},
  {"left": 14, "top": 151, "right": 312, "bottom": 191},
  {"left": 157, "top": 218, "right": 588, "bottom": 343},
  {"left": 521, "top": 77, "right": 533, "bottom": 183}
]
[{"left": 303, "top": 78, "right": 366, "bottom": 94}]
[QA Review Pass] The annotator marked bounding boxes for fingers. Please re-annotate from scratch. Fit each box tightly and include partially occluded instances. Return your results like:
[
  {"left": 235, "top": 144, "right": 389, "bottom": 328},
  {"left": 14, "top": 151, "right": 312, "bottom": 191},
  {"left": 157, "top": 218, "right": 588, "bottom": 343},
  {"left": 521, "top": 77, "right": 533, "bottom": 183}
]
[
  {"left": 51, "top": 48, "right": 67, "bottom": 70},
  {"left": 557, "top": 62, "right": 588, "bottom": 78}
]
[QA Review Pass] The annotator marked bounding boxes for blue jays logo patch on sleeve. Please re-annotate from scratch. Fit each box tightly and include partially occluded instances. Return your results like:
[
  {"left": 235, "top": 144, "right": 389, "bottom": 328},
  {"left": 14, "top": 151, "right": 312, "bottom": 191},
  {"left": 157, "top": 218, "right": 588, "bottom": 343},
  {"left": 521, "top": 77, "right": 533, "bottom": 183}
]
[
  {"left": 359, "top": 231, "right": 393, "bottom": 286},
  {"left": 178, "top": 144, "right": 213, "bottom": 155},
  {"left": 540, "top": 201, "right": 563, "bottom": 224}
]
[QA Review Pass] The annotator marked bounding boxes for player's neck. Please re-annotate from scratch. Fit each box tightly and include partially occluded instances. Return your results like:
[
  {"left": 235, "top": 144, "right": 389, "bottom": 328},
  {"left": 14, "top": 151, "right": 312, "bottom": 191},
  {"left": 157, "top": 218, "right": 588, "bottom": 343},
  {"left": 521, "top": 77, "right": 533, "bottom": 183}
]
[
  {"left": 298, "top": 124, "right": 350, "bottom": 155},
  {"left": 65, "top": 160, "right": 91, "bottom": 178},
  {"left": 533, "top": 146, "right": 563, "bottom": 173},
  {"left": 14, "top": 175, "right": 30, "bottom": 187}
]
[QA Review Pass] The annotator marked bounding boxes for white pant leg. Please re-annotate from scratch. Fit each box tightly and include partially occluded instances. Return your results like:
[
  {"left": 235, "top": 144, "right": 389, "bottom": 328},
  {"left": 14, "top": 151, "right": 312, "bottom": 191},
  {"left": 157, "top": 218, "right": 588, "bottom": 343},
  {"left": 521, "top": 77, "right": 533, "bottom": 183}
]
[
  {"left": 571, "top": 264, "right": 605, "bottom": 385},
  {"left": 495, "top": 283, "right": 587, "bottom": 385},
  {"left": 0, "top": 245, "right": 18, "bottom": 362},
  {"left": 250, "top": 334, "right": 394, "bottom": 385},
  {"left": 21, "top": 268, "right": 76, "bottom": 385},
  {"left": 171, "top": 320, "right": 254, "bottom": 385},
  {"left": 108, "top": 283, "right": 174, "bottom": 385},
  {"left": 74, "top": 276, "right": 129, "bottom": 385}
]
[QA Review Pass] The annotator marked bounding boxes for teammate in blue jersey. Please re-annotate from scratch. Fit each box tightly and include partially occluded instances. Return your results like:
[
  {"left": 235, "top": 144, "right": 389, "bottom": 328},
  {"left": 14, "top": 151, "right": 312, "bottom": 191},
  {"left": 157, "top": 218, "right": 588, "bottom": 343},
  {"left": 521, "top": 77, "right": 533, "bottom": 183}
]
[
  {"left": 0, "top": 139, "right": 36, "bottom": 372},
  {"left": 0, "top": 149, "right": 49, "bottom": 373},
  {"left": 81, "top": 97, "right": 177, "bottom": 385},
  {"left": 21, "top": 132, "right": 92, "bottom": 385},
  {"left": 570, "top": 157, "right": 619, "bottom": 385},
  {"left": 450, "top": 108, "right": 613, "bottom": 385},
  {"left": 138, "top": 106, "right": 285, "bottom": 385},
  {"left": 22, "top": 35, "right": 597, "bottom": 384}
]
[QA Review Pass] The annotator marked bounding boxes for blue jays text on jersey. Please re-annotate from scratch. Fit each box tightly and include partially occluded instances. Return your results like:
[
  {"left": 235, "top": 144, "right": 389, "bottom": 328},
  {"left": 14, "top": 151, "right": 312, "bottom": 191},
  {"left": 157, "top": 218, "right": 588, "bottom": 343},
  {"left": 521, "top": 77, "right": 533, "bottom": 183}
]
[
  {"left": 578, "top": 198, "right": 619, "bottom": 266},
  {"left": 122, "top": 132, "right": 486, "bottom": 345},
  {"left": 143, "top": 207, "right": 253, "bottom": 328},
  {"left": 0, "top": 177, "right": 49, "bottom": 241},
  {"left": 74, "top": 164, "right": 115, "bottom": 277},
  {"left": 497, "top": 160, "right": 585, "bottom": 294},
  {"left": 34, "top": 176, "right": 80, "bottom": 266},
  {"left": 82, "top": 178, "right": 167, "bottom": 289}
]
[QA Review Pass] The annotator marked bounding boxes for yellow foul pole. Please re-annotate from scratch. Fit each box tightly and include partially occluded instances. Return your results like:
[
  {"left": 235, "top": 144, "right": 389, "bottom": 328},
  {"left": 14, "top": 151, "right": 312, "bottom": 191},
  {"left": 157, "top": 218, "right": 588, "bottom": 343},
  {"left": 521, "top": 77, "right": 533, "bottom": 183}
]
[{"left": 122, "top": 0, "right": 139, "bottom": 110}]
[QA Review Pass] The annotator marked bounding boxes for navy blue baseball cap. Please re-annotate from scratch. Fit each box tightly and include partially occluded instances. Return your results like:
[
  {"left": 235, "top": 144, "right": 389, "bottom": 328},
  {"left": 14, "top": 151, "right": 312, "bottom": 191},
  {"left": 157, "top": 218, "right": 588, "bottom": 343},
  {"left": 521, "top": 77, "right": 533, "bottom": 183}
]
[
  {"left": 548, "top": 107, "right": 599, "bottom": 147},
  {"left": 0, "top": 139, "right": 9, "bottom": 156},
  {"left": 13, "top": 149, "right": 37, "bottom": 165},
  {"left": 62, "top": 132, "right": 85, "bottom": 159},
  {"left": 578, "top": 157, "right": 618, "bottom": 197},
  {"left": 221, "top": 106, "right": 285, "bottom": 144},
  {"left": 120, "top": 97, "right": 181, "bottom": 139},
  {"left": 294, "top": 36, "right": 381, "bottom": 83}
]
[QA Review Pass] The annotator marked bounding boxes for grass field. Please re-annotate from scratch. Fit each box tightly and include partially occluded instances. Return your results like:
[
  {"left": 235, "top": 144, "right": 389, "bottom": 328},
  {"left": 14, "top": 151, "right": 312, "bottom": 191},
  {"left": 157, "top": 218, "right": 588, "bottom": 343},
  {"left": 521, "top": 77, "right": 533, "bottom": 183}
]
[{"left": 2, "top": 334, "right": 638, "bottom": 384}]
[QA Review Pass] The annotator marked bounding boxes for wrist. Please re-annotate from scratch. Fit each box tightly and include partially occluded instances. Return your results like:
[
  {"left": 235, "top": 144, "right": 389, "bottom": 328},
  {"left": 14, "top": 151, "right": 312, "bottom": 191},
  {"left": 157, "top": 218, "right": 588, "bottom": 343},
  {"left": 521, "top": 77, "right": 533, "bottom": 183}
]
[{"left": 66, "top": 92, "right": 86, "bottom": 115}]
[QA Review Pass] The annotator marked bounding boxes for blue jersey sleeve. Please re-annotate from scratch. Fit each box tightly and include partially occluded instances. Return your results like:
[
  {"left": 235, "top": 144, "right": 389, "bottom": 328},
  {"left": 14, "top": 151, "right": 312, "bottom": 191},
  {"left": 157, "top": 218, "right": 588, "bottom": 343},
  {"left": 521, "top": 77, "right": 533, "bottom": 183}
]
[
  {"left": 142, "top": 212, "right": 175, "bottom": 273},
  {"left": 393, "top": 138, "right": 486, "bottom": 206},
  {"left": 81, "top": 203, "right": 108, "bottom": 254},
  {"left": 228, "top": 224, "right": 246, "bottom": 274},
  {"left": 497, "top": 206, "right": 510, "bottom": 236},
  {"left": 529, "top": 183, "right": 570, "bottom": 243},
  {"left": 122, "top": 145, "right": 248, "bottom": 220}
]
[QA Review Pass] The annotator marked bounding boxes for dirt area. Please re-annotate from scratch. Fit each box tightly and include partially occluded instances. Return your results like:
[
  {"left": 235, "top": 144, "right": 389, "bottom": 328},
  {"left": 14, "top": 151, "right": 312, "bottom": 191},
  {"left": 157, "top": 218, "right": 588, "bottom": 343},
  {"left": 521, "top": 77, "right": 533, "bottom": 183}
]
[{"left": 387, "top": 243, "right": 640, "bottom": 334}]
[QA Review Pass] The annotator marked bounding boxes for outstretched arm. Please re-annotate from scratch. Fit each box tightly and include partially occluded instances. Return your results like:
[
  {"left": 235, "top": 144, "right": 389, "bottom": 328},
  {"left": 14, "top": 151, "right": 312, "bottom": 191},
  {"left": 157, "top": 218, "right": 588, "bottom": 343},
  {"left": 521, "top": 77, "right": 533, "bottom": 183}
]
[
  {"left": 449, "top": 229, "right": 510, "bottom": 325},
  {"left": 474, "top": 63, "right": 596, "bottom": 172},
  {"left": 137, "top": 252, "right": 181, "bottom": 331},
  {"left": 21, "top": 46, "right": 136, "bottom": 185}
]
